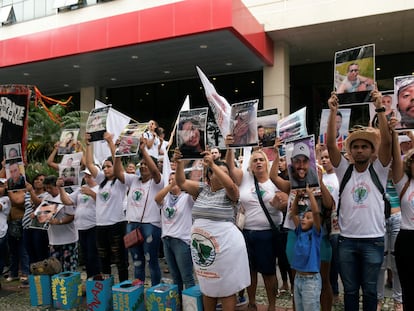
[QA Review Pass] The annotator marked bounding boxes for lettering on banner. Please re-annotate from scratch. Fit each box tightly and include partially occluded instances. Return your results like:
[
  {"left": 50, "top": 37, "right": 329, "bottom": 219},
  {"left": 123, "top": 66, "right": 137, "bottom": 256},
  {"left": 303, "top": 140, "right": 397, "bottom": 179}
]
[
  {"left": 35, "top": 276, "right": 43, "bottom": 305},
  {"left": 88, "top": 281, "right": 103, "bottom": 310},
  {"left": 0, "top": 97, "right": 25, "bottom": 126}
]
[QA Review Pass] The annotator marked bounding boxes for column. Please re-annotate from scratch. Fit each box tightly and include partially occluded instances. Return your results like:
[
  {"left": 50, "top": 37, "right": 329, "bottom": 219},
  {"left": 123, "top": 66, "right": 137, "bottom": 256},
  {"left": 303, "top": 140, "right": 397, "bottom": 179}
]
[{"left": 263, "top": 41, "right": 290, "bottom": 118}]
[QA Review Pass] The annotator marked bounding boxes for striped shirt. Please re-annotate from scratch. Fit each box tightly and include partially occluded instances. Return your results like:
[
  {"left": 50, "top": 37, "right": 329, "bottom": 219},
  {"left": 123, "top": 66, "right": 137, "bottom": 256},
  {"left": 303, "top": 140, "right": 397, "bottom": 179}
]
[{"left": 192, "top": 184, "right": 235, "bottom": 222}]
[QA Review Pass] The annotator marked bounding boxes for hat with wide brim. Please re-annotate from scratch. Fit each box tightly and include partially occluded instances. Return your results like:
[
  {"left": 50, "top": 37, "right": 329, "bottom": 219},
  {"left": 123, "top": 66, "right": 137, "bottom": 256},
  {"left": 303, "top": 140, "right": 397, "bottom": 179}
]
[{"left": 345, "top": 127, "right": 380, "bottom": 154}]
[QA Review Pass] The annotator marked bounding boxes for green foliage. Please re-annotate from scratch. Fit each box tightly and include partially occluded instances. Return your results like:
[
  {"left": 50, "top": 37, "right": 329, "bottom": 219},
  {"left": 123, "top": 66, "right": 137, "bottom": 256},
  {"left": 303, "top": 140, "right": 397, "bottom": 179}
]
[
  {"left": 25, "top": 160, "right": 58, "bottom": 183},
  {"left": 27, "top": 101, "right": 87, "bottom": 164}
]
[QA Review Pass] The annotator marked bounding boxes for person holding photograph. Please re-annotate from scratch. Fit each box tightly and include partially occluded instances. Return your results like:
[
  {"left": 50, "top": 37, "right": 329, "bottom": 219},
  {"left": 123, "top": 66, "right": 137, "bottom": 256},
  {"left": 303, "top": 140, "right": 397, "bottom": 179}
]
[
  {"left": 175, "top": 147, "right": 250, "bottom": 311},
  {"left": 57, "top": 169, "right": 100, "bottom": 278},
  {"left": 7, "top": 161, "right": 25, "bottom": 190},
  {"left": 326, "top": 90, "right": 392, "bottom": 311},
  {"left": 337, "top": 63, "right": 374, "bottom": 94},
  {"left": 42, "top": 176, "right": 78, "bottom": 272},
  {"left": 113, "top": 134, "right": 164, "bottom": 286},
  {"left": 290, "top": 185, "right": 322, "bottom": 311},
  {"left": 226, "top": 142, "right": 286, "bottom": 311},
  {"left": 288, "top": 142, "right": 319, "bottom": 189}
]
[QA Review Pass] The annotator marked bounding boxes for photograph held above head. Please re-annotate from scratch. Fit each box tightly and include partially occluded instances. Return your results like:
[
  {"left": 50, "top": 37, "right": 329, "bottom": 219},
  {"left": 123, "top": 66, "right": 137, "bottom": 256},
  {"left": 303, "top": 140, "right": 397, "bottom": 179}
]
[
  {"left": 396, "top": 76, "right": 414, "bottom": 128},
  {"left": 288, "top": 141, "right": 319, "bottom": 190},
  {"left": 336, "top": 63, "right": 374, "bottom": 94},
  {"left": 178, "top": 119, "right": 205, "bottom": 158}
]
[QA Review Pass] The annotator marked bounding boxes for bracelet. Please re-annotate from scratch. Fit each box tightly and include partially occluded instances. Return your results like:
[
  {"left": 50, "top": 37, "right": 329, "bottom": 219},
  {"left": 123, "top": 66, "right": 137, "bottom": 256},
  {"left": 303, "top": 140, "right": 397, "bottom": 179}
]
[{"left": 375, "top": 107, "right": 386, "bottom": 113}]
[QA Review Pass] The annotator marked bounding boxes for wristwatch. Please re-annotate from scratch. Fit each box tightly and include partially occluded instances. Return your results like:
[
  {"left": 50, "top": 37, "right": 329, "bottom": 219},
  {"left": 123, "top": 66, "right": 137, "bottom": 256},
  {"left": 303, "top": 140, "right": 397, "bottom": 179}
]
[{"left": 375, "top": 107, "right": 386, "bottom": 113}]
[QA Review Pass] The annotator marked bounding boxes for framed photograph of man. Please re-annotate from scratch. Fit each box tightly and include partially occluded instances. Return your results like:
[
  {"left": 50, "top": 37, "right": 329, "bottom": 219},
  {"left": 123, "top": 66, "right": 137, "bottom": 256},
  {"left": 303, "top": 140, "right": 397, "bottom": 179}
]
[
  {"left": 277, "top": 107, "right": 307, "bottom": 142},
  {"left": 60, "top": 152, "right": 82, "bottom": 167},
  {"left": 257, "top": 108, "right": 278, "bottom": 161},
  {"left": 30, "top": 201, "right": 63, "bottom": 230},
  {"left": 319, "top": 108, "right": 351, "bottom": 152},
  {"left": 5, "top": 160, "right": 26, "bottom": 191},
  {"left": 3, "top": 143, "right": 22, "bottom": 162},
  {"left": 334, "top": 44, "right": 375, "bottom": 104},
  {"left": 86, "top": 106, "right": 110, "bottom": 141},
  {"left": 229, "top": 99, "right": 259, "bottom": 148},
  {"left": 368, "top": 90, "right": 400, "bottom": 128},
  {"left": 177, "top": 108, "right": 208, "bottom": 159},
  {"left": 394, "top": 75, "right": 414, "bottom": 130},
  {"left": 58, "top": 129, "right": 79, "bottom": 155},
  {"left": 285, "top": 135, "right": 319, "bottom": 190}
]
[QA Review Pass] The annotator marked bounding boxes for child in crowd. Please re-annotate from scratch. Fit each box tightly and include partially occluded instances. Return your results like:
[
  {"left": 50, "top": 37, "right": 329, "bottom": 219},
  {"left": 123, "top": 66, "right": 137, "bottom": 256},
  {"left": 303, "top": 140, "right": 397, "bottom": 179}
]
[{"left": 290, "top": 185, "right": 322, "bottom": 311}]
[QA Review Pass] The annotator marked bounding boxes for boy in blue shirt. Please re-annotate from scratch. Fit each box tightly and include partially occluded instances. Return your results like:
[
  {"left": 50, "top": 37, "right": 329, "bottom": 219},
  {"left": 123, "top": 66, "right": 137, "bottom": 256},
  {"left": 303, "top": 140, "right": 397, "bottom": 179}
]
[{"left": 291, "top": 185, "right": 322, "bottom": 311}]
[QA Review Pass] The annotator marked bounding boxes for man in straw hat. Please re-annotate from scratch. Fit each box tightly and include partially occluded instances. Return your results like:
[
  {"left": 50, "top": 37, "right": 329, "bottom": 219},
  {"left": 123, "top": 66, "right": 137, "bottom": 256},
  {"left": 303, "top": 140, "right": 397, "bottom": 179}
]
[{"left": 326, "top": 89, "right": 392, "bottom": 311}]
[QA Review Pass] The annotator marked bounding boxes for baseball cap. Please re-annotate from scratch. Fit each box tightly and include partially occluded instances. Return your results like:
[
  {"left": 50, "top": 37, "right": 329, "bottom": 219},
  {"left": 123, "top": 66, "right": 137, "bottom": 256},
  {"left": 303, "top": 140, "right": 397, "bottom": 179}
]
[{"left": 291, "top": 142, "right": 310, "bottom": 159}]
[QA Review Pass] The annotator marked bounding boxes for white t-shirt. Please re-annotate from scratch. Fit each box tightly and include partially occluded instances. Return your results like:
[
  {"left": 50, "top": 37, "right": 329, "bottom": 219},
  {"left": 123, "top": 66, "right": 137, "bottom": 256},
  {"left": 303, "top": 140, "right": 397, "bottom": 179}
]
[
  {"left": 395, "top": 175, "right": 414, "bottom": 230},
  {"left": 0, "top": 196, "right": 11, "bottom": 238},
  {"left": 123, "top": 173, "right": 163, "bottom": 227},
  {"left": 43, "top": 194, "right": 78, "bottom": 245},
  {"left": 70, "top": 185, "right": 99, "bottom": 231},
  {"left": 143, "top": 131, "right": 160, "bottom": 159},
  {"left": 334, "top": 157, "right": 389, "bottom": 238},
  {"left": 94, "top": 171, "right": 128, "bottom": 226},
  {"left": 159, "top": 192, "right": 194, "bottom": 244},
  {"left": 323, "top": 172, "right": 340, "bottom": 235},
  {"left": 239, "top": 172, "right": 283, "bottom": 230}
]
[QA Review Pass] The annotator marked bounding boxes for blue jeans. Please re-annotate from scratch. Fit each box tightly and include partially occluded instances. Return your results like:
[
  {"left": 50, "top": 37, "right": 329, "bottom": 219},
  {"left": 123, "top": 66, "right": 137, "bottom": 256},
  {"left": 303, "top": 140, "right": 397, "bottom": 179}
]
[
  {"left": 163, "top": 236, "right": 195, "bottom": 292},
  {"left": 0, "top": 234, "right": 7, "bottom": 275},
  {"left": 294, "top": 273, "right": 321, "bottom": 311},
  {"left": 127, "top": 222, "right": 161, "bottom": 286},
  {"left": 338, "top": 236, "right": 384, "bottom": 311},
  {"left": 8, "top": 233, "right": 29, "bottom": 277},
  {"left": 329, "top": 234, "right": 340, "bottom": 296},
  {"left": 377, "top": 212, "right": 402, "bottom": 302},
  {"left": 79, "top": 227, "right": 100, "bottom": 278}
]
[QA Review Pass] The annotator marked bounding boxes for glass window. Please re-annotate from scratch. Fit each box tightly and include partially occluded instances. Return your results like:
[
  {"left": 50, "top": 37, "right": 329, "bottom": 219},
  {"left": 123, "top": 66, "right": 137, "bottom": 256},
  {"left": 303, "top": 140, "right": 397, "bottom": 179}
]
[
  {"left": 34, "top": 0, "right": 46, "bottom": 18},
  {"left": 23, "top": 0, "right": 34, "bottom": 20}
]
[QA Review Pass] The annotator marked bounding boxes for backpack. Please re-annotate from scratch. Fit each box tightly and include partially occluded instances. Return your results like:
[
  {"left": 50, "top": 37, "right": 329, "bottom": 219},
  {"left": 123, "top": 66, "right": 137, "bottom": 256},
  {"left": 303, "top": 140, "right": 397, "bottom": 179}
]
[{"left": 338, "top": 163, "right": 391, "bottom": 219}]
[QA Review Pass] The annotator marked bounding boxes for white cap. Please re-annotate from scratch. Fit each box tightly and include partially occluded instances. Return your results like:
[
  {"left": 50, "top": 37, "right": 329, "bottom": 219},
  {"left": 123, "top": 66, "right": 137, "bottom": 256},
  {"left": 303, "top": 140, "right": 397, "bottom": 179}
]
[
  {"left": 291, "top": 142, "right": 310, "bottom": 159},
  {"left": 80, "top": 168, "right": 92, "bottom": 175},
  {"left": 398, "top": 135, "right": 411, "bottom": 144}
]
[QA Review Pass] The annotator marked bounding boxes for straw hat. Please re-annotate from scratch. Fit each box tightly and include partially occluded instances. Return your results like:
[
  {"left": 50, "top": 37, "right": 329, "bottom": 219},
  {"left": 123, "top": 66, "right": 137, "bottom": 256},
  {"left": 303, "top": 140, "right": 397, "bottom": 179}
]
[{"left": 345, "top": 126, "right": 380, "bottom": 154}]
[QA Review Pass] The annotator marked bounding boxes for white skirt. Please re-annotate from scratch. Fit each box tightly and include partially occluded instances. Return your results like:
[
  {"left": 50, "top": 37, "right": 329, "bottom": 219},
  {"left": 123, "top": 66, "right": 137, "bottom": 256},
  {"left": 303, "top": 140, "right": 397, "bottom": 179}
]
[{"left": 191, "top": 219, "right": 251, "bottom": 297}]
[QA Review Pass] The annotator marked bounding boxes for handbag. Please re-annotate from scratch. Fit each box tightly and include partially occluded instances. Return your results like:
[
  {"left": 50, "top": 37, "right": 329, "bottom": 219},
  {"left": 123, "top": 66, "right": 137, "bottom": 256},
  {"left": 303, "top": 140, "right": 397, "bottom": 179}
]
[
  {"left": 123, "top": 227, "right": 144, "bottom": 248},
  {"left": 123, "top": 180, "right": 151, "bottom": 249},
  {"left": 254, "top": 176, "right": 280, "bottom": 234},
  {"left": 235, "top": 204, "right": 246, "bottom": 230}
]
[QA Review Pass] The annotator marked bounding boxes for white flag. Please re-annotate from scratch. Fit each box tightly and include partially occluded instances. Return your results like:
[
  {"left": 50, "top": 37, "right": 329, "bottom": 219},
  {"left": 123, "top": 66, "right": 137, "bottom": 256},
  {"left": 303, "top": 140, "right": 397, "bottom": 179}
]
[
  {"left": 93, "top": 100, "right": 131, "bottom": 165},
  {"left": 196, "top": 66, "right": 231, "bottom": 137}
]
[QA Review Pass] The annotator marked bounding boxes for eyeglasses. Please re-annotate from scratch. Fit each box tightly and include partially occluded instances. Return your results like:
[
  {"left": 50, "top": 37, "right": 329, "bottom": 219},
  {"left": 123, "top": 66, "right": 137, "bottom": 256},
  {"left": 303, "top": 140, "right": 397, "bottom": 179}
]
[{"left": 349, "top": 69, "right": 359, "bottom": 73}]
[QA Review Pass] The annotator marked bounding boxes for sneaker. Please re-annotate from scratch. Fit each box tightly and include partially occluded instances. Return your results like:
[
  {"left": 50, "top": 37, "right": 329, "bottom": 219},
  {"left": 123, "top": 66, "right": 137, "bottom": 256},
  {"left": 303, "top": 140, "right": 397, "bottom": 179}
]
[
  {"left": 20, "top": 276, "right": 28, "bottom": 282},
  {"left": 237, "top": 296, "right": 248, "bottom": 307},
  {"left": 6, "top": 276, "right": 19, "bottom": 282}
]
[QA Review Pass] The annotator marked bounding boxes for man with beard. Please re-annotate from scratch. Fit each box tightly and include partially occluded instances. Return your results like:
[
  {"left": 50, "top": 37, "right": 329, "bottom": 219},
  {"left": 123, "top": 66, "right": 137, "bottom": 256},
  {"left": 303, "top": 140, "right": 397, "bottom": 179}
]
[
  {"left": 288, "top": 142, "right": 319, "bottom": 189},
  {"left": 396, "top": 76, "right": 414, "bottom": 128},
  {"left": 326, "top": 90, "right": 392, "bottom": 311}
]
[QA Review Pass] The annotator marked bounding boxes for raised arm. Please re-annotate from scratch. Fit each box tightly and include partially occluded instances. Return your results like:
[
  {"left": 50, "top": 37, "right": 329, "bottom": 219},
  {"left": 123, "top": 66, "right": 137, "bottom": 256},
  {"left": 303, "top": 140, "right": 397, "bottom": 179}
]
[
  {"left": 204, "top": 150, "right": 239, "bottom": 202},
  {"left": 372, "top": 90, "right": 392, "bottom": 166},
  {"left": 269, "top": 138, "right": 290, "bottom": 193},
  {"left": 155, "top": 179, "right": 173, "bottom": 205},
  {"left": 46, "top": 142, "right": 60, "bottom": 171},
  {"left": 290, "top": 191, "right": 300, "bottom": 228},
  {"left": 224, "top": 135, "right": 243, "bottom": 186},
  {"left": 326, "top": 92, "right": 342, "bottom": 167},
  {"left": 84, "top": 133, "right": 99, "bottom": 178},
  {"left": 390, "top": 119, "right": 404, "bottom": 184},
  {"left": 140, "top": 136, "right": 161, "bottom": 184},
  {"left": 307, "top": 186, "right": 321, "bottom": 232},
  {"left": 56, "top": 177, "right": 75, "bottom": 206},
  {"left": 174, "top": 148, "right": 200, "bottom": 198}
]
